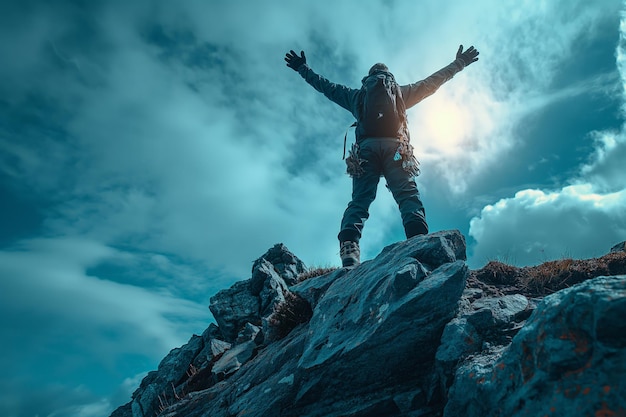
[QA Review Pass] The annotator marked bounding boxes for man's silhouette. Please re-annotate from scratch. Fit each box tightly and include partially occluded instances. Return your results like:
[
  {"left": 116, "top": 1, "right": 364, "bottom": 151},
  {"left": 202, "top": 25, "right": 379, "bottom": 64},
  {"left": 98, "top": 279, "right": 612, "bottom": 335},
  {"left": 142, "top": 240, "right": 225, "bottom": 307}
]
[{"left": 285, "top": 45, "right": 479, "bottom": 268}]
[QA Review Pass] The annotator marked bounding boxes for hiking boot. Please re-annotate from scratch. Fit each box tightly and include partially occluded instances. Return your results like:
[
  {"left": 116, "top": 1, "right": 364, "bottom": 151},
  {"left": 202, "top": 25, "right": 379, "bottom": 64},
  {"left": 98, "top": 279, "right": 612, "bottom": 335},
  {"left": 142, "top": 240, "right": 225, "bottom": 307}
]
[{"left": 340, "top": 241, "right": 360, "bottom": 269}]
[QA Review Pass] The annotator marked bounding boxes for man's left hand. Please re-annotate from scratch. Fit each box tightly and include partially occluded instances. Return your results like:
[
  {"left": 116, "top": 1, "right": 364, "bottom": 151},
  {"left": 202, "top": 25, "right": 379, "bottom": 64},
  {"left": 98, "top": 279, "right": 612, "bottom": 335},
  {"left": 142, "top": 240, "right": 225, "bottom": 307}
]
[{"left": 456, "top": 45, "right": 479, "bottom": 67}]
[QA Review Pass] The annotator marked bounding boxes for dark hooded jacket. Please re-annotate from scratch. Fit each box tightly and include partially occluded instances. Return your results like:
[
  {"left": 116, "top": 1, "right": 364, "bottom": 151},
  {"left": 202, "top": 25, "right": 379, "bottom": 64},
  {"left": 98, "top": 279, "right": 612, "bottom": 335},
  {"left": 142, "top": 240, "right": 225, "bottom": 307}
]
[{"left": 296, "top": 58, "right": 467, "bottom": 141}]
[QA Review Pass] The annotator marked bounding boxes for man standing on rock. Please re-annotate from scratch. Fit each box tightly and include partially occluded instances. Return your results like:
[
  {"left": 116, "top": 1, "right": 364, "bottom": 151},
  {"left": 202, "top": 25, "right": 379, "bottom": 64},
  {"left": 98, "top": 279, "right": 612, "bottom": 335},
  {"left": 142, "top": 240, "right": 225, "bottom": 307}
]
[{"left": 285, "top": 45, "right": 479, "bottom": 268}]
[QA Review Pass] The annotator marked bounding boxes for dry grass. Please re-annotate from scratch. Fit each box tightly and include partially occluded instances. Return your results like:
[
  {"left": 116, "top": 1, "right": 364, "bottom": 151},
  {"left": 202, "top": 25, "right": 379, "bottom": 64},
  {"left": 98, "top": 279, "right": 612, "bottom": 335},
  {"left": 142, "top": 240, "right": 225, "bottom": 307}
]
[
  {"left": 522, "top": 252, "right": 626, "bottom": 295},
  {"left": 267, "top": 291, "right": 313, "bottom": 339},
  {"left": 470, "top": 251, "right": 626, "bottom": 297},
  {"left": 263, "top": 266, "right": 337, "bottom": 341},
  {"left": 295, "top": 266, "right": 338, "bottom": 283},
  {"left": 523, "top": 258, "right": 575, "bottom": 293},
  {"left": 473, "top": 261, "right": 523, "bottom": 286}
]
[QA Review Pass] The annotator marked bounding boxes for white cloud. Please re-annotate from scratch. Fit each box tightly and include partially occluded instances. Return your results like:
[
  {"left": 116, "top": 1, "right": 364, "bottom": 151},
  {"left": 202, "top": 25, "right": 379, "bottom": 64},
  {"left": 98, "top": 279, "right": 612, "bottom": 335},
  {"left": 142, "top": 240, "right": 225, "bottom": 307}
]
[
  {"left": 0, "top": 237, "right": 210, "bottom": 360},
  {"left": 469, "top": 121, "right": 626, "bottom": 268},
  {"left": 581, "top": 129, "right": 626, "bottom": 192},
  {"left": 414, "top": 0, "right": 620, "bottom": 194},
  {"left": 0, "top": 234, "right": 212, "bottom": 415},
  {"left": 469, "top": 2, "right": 626, "bottom": 267},
  {"left": 577, "top": 10, "right": 626, "bottom": 193},
  {"left": 468, "top": 185, "right": 626, "bottom": 267}
]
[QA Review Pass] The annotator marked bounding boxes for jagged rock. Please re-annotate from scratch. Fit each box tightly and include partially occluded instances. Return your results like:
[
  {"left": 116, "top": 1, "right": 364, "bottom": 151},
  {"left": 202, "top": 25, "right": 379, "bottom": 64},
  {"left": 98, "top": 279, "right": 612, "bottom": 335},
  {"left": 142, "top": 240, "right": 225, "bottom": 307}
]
[
  {"left": 111, "top": 244, "right": 306, "bottom": 417},
  {"left": 436, "top": 317, "right": 482, "bottom": 365},
  {"left": 109, "top": 325, "right": 226, "bottom": 417},
  {"left": 291, "top": 260, "right": 467, "bottom": 416},
  {"left": 111, "top": 233, "right": 626, "bottom": 417},
  {"left": 298, "top": 231, "right": 466, "bottom": 374},
  {"left": 209, "top": 338, "right": 231, "bottom": 357},
  {"left": 444, "top": 275, "right": 626, "bottom": 417},
  {"left": 209, "top": 244, "right": 307, "bottom": 342},
  {"left": 191, "top": 323, "right": 221, "bottom": 368},
  {"left": 291, "top": 267, "right": 348, "bottom": 308},
  {"left": 236, "top": 322, "right": 263, "bottom": 345},
  {"left": 156, "top": 335, "right": 204, "bottom": 378},
  {"left": 209, "top": 280, "right": 260, "bottom": 342},
  {"left": 610, "top": 241, "right": 626, "bottom": 253},
  {"left": 211, "top": 340, "right": 258, "bottom": 380},
  {"left": 467, "top": 294, "right": 530, "bottom": 332},
  {"left": 158, "top": 326, "right": 309, "bottom": 417},
  {"left": 260, "top": 290, "right": 312, "bottom": 344},
  {"left": 149, "top": 230, "right": 468, "bottom": 417},
  {"left": 129, "top": 334, "right": 204, "bottom": 417},
  {"left": 452, "top": 290, "right": 534, "bottom": 355},
  {"left": 434, "top": 294, "right": 532, "bottom": 397},
  {"left": 294, "top": 259, "right": 467, "bottom": 412},
  {"left": 252, "top": 243, "right": 307, "bottom": 286},
  {"left": 251, "top": 259, "right": 290, "bottom": 316}
]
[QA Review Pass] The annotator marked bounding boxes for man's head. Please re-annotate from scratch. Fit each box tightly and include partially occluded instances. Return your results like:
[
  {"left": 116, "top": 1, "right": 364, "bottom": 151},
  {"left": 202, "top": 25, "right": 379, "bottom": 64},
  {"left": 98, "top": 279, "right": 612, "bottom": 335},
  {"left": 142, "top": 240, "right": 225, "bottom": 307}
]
[{"left": 368, "top": 63, "right": 389, "bottom": 75}]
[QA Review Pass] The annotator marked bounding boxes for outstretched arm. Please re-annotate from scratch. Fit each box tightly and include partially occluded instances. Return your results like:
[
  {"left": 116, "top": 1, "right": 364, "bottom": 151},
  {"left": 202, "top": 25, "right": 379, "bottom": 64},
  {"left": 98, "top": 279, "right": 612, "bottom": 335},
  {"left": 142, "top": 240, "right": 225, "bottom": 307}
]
[
  {"left": 401, "top": 45, "right": 479, "bottom": 108},
  {"left": 284, "top": 49, "right": 360, "bottom": 115}
]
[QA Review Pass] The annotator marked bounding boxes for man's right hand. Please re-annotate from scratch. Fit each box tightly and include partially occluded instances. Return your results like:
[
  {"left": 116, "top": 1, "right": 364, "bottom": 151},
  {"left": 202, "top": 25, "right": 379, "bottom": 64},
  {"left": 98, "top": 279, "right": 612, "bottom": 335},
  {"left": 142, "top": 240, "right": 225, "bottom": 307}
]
[{"left": 285, "top": 50, "right": 306, "bottom": 71}]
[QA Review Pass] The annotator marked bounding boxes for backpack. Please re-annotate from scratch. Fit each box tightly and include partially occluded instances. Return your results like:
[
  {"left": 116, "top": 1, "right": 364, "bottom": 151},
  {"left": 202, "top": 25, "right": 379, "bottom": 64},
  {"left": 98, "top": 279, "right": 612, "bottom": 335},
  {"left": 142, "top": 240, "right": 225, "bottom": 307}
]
[
  {"left": 356, "top": 70, "right": 406, "bottom": 140},
  {"left": 343, "top": 70, "right": 420, "bottom": 178}
]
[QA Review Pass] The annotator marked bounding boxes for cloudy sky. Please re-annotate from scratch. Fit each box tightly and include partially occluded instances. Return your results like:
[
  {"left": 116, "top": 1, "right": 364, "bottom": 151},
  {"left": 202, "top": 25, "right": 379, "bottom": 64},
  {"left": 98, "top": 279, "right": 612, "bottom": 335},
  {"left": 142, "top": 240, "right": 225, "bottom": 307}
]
[{"left": 1, "top": 0, "right": 625, "bottom": 416}]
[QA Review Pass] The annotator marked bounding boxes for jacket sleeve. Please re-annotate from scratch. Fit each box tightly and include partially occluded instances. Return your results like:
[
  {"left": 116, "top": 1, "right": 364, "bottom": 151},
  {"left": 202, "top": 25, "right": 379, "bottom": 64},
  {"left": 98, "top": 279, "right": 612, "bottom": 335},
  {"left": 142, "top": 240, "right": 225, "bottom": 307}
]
[
  {"left": 400, "top": 58, "right": 466, "bottom": 108},
  {"left": 297, "top": 64, "right": 361, "bottom": 116}
]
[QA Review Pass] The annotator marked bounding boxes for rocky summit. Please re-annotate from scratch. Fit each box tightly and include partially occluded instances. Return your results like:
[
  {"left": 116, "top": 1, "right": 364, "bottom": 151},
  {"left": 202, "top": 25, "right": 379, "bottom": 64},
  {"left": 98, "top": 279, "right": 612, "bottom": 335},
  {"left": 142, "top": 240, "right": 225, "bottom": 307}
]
[{"left": 110, "top": 232, "right": 626, "bottom": 417}]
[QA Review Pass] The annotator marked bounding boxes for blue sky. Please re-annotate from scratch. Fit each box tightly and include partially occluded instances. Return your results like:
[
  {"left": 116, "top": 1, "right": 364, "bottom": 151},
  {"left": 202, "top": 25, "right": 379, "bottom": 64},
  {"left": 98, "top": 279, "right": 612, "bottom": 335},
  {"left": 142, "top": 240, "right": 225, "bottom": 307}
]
[{"left": 1, "top": 1, "right": 625, "bottom": 416}]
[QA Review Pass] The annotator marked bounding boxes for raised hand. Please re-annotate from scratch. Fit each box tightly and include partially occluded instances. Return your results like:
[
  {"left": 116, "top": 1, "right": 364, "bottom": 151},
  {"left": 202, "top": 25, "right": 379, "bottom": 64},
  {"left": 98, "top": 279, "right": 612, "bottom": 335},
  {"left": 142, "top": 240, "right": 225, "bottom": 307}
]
[
  {"left": 285, "top": 50, "right": 306, "bottom": 71},
  {"left": 456, "top": 45, "right": 479, "bottom": 67}
]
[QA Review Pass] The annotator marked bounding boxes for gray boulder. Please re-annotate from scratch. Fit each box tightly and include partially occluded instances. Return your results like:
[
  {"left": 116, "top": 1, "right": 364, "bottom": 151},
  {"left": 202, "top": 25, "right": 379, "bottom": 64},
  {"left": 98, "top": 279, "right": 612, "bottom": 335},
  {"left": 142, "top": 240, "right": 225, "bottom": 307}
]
[
  {"left": 211, "top": 340, "right": 258, "bottom": 380},
  {"left": 112, "top": 233, "right": 626, "bottom": 417},
  {"left": 209, "top": 337, "right": 230, "bottom": 357},
  {"left": 129, "top": 334, "right": 204, "bottom": 417},
  {"left": 252, "top": 243, "right": 307, "bottom": 286},
  {"left": 291, "top": 267, "right": 348, "bottom": 308},
  {"left": 209, "top": 244, "right": 307, "bottom": 342},
  {"left": 190, "top": 323, "right": 221, "bottom": 368},
  {"left": 434, "top": 293, "right": 533, "bottom": 398},
  {"left": 468, "top": 294, "right": 529, "bottom": 331},
  {"left": 158, "top": 325, "right": 309, "bottom": 417},
  {"left": 444, "top": 275, "right": 626, "bottom": 417},
  {"left": 236, "top": 322, "right": 262, "bottom": 345},
  {"left": 150, "top": 230, "right": 469, "bottom": 417},
  {"left": 251, "top": 258, "right": 290, "bottom": 316},
  {"left": 209, "top": 280, "right": 260, "bottom": 342},
  {"left": 110, "top": 244, "right": 308, "bottom": 417},
  {"left": 436, "top": 317, "right": 482, "bottom": 365}
]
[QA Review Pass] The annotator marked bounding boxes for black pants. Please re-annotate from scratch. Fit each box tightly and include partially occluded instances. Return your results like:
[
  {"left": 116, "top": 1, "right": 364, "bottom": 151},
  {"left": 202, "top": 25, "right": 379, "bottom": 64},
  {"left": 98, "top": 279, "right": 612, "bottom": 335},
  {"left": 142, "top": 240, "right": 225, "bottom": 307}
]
[{"left": 338, "top": 138, "right": 428, "bottom": 243}]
